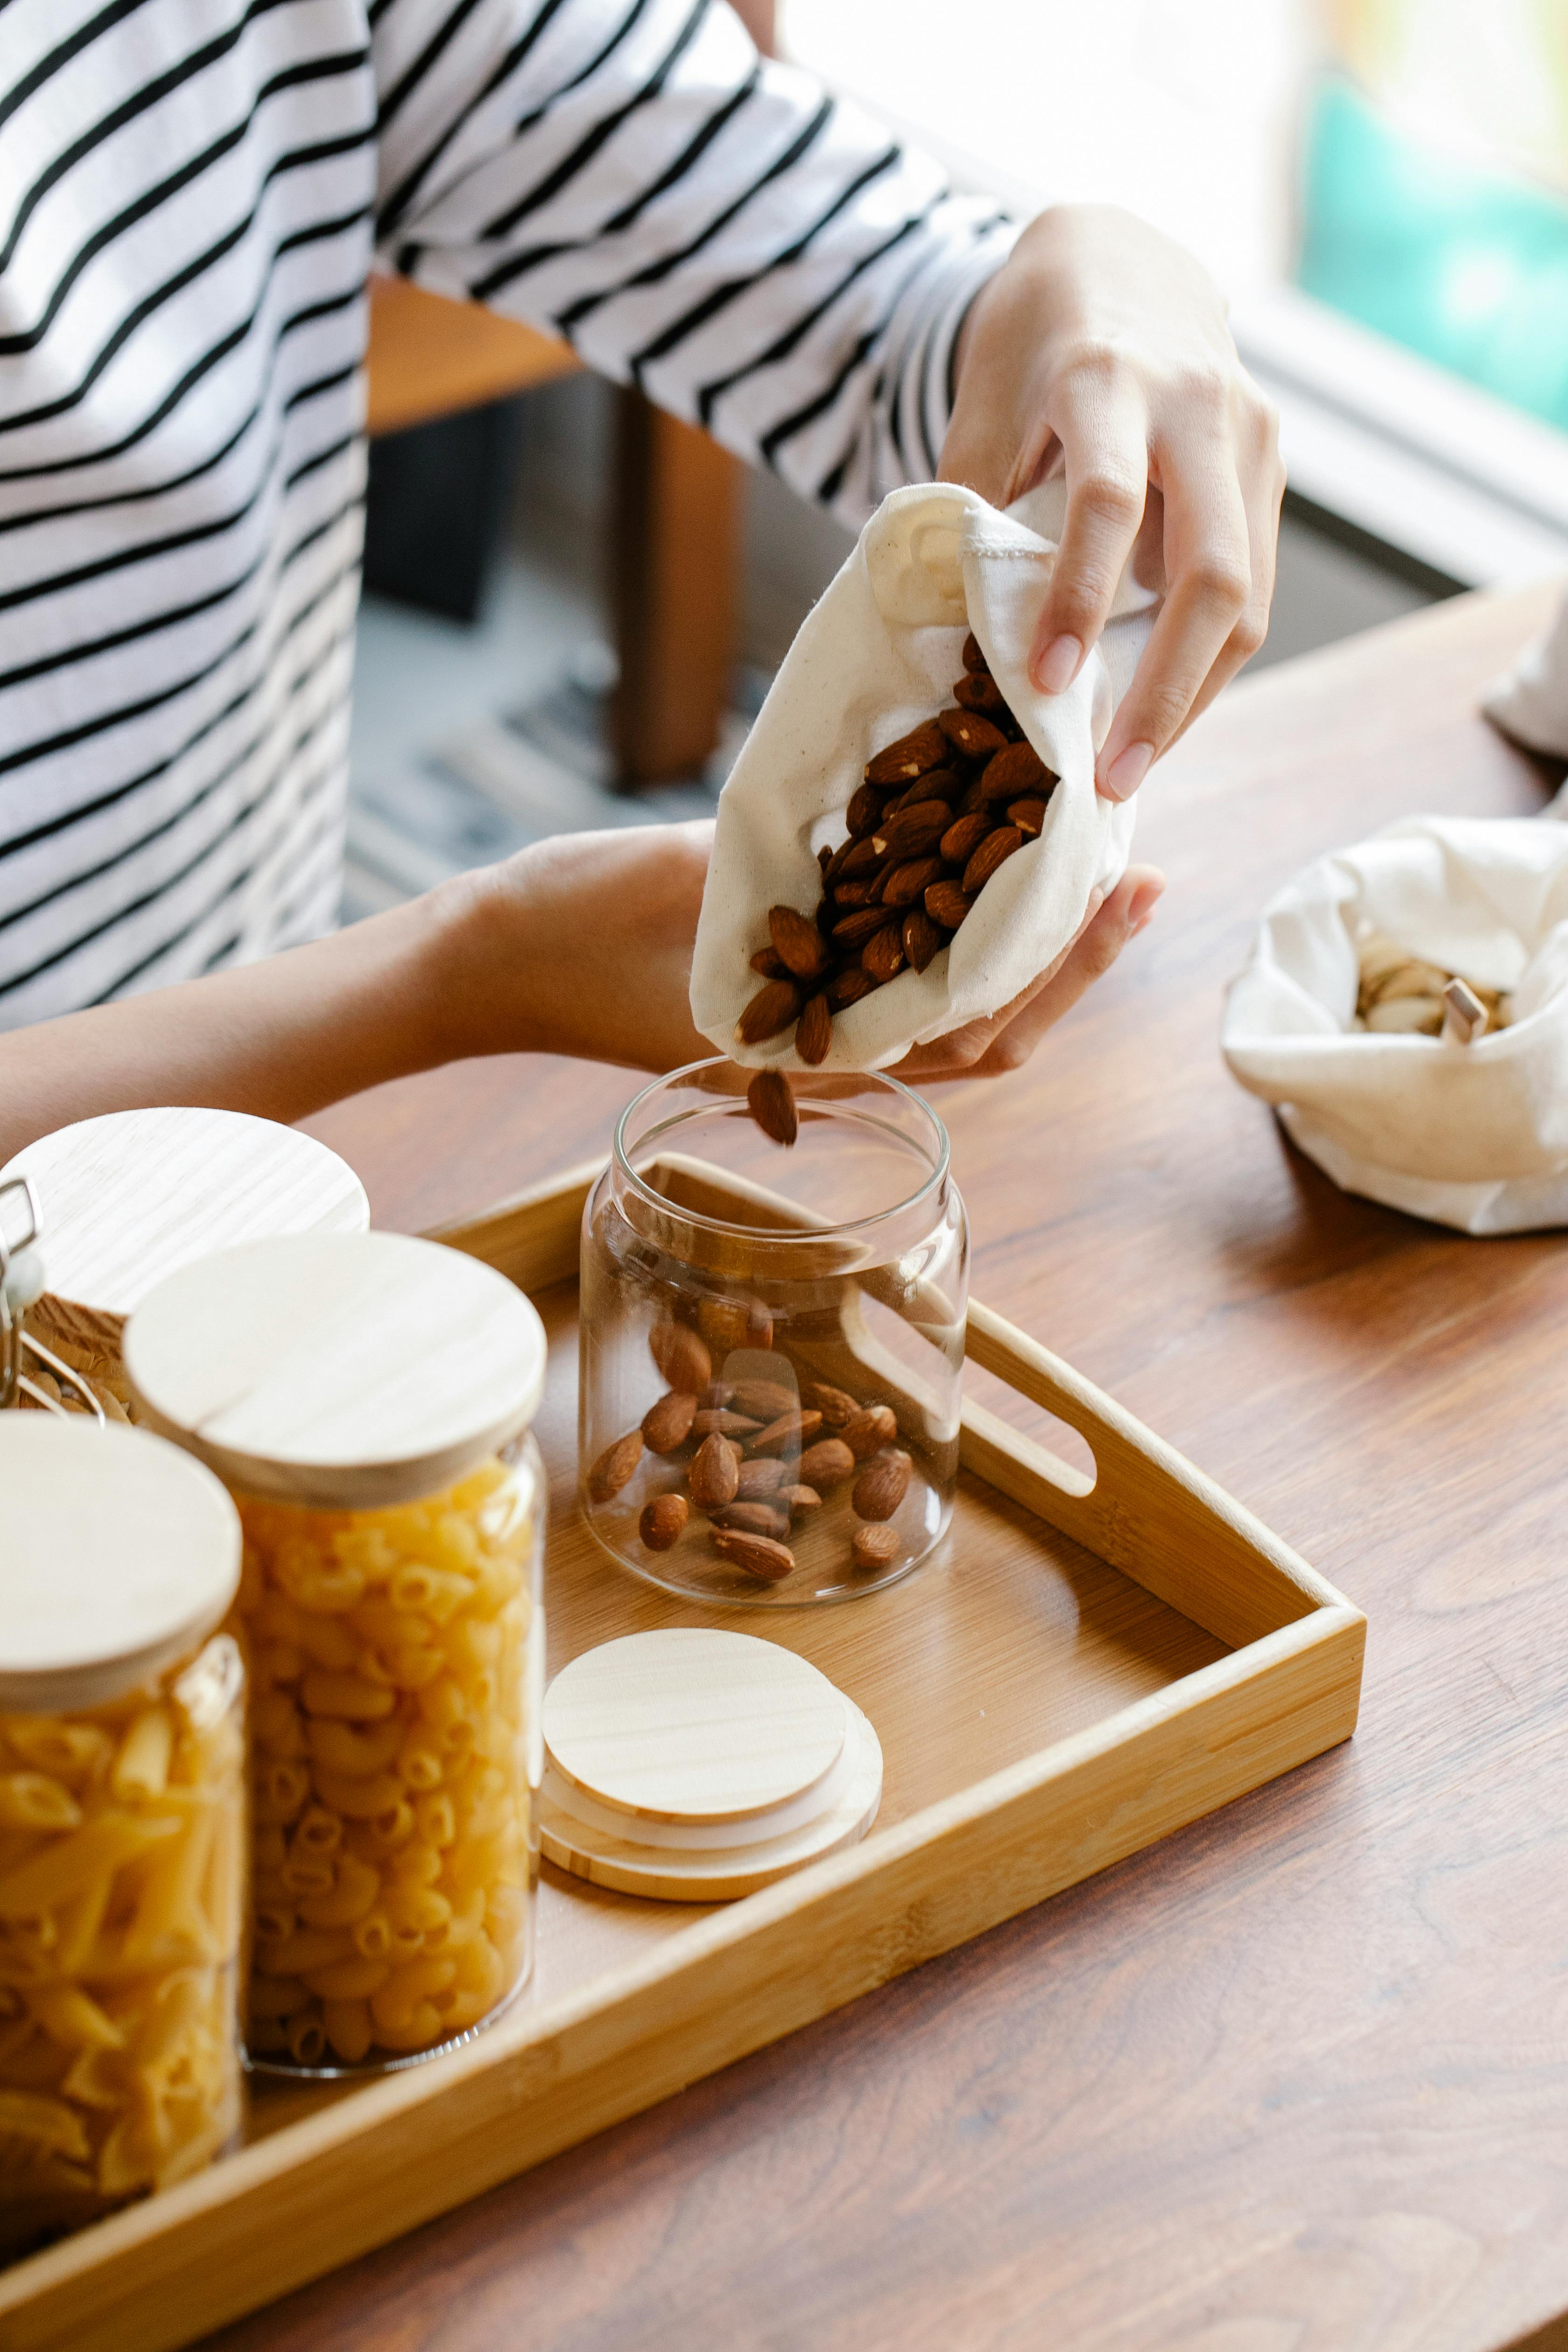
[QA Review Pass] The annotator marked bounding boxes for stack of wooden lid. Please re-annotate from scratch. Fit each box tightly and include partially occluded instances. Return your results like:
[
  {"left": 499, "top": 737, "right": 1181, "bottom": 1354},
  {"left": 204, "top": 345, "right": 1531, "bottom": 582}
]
[{"left": 539, "top": 1630, "right": 882, "bottom": 1901}]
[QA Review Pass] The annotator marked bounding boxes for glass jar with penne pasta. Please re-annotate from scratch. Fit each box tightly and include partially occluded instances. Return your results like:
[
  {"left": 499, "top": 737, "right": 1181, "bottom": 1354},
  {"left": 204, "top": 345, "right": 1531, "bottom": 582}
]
[
  {"left": 124, "top": 1232, "right": 548, "bottom": 2079},
  {"left": 0, "top": 1418, "right": 245, "bottom": 2254}
]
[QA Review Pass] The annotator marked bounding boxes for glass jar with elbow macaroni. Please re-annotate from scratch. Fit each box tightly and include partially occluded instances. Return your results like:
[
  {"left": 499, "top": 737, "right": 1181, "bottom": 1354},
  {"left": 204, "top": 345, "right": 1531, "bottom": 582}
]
[
  {"left": 0, "top": 1418, "right": 245, "bottom": 2254},
  {"left": 124, "top": 1231, "right": 548, "bottom": 2079}
]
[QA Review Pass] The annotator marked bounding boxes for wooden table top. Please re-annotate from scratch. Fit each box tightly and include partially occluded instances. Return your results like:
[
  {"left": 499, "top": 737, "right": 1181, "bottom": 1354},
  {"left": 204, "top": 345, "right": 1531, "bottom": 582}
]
[{"left": 211, "top": 580, "right": 1568, "bottom": 2352}]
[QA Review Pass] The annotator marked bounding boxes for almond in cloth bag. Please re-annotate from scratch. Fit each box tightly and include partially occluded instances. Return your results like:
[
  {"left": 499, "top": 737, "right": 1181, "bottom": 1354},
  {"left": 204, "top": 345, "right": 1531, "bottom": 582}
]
[
  {"left": 1220, "top": 815, "right": 1568, "bottom": 1235},
  {"left": 690, "top": 481, "right": 1157, "bottom": 1072}
]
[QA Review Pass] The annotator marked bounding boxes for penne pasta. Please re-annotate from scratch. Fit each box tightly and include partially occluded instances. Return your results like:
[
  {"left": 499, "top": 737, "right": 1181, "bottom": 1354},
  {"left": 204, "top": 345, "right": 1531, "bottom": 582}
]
[{"left": 0, "top": 1636, "right": 245, "bottom": 2250}]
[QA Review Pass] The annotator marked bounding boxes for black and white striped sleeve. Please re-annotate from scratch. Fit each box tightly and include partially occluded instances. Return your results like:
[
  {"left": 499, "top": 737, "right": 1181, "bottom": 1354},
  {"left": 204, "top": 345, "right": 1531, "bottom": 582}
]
[{"left": 369, "top": 0, "right": 1017, "bottom": 524}]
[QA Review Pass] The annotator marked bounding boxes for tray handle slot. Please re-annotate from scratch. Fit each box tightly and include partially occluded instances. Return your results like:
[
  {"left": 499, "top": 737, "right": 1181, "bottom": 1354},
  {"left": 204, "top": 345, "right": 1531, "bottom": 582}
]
[{"left": 963, "top": 1302, "right": 1344, "bottom": 1652}]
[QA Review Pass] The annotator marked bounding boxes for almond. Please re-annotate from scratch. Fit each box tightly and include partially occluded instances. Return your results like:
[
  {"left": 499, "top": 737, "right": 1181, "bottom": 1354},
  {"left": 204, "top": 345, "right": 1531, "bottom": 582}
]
[
  {"left": 781, "top": 1484, "right": 821, "bottom": 1516},
  {"left": 730, "top": 1378, "right": 799, "bottom": 1421},
  {"left": 872, "top": 799, "right": 951, "bottom": 861},
  {"left": 838, "top": 833, "right": 884, "bottom": 879},
  {"left": 833, "top": 878, "right": 879, "bottom": 910},
  {"left": 841, "top": 1405, "right": 898, "bottom": 1460},
  {"left": 887, "top": 766, "right": 961, "bottom": 814},
  {"left": 852, "top": 1523, "right": 902, "bottom": 1571},
  {"left": 827, "top": 967, "right": 874, "bottom": 1009},
  {"left": 749, "top": 1408, "right": 822, "bottom": 1458},
  {"left": 961, "top": 631, "right": 988, "bottom": 673},
  {"left": 696, "top": 1296, "right": 773, "bottom": 1356},
  {"left": 832, "top": 905, "right": 891, "bottom": 952},
  {"left": 700, "top": 1379, "right": 735, "bottom": 1409},
  {"left": 688, "top": 1432, "right": 740, "bottom": 1510},
  {"left": 979, "top": 741, "right": 1047, "bottom": 801},
  {"left": 1008, "top": 796, "right": 1049, "bottom": 837},
  {"left": 798, "top": 1436, "right": 855, "bottom": 1490},
  {"left": 846, "top": 781, "right": 889, "bottom": 836},
  {"left": 588, "top": 1430, "right": 643, "bottom": 1503},
  {"left": 938, "top": 707, "right": 1008, "bottom": 760},
  {"left": 924, "top": 880, "right": 974, "bottom": 931},
  {"left": 953, "top": 670, "right": 1008, "bottom": 716},
  {"left": 735, "top": 1456, "right": 787, "bottom": 1499},
  {"left": 749, "top": 945, "right": 787, "bottom": 978},
  {"left": 709, "top": 1528, "right": 796, "bottom": 1583},
  {"left": 639, "top": 1493, "right": 689, "bottom": 1551},
  {"left": 853, "top": 1449, "right": 911, "bottom": 1520},
  {"left": 963, "top": 825, "right": 1023, "bottom": 895},
  {"left": 736, "top": 979, "right": 801, "bottom": 1045},
  {"left": 803, "top": 1382, "right": 859, "bottom": 1428},
  {"left": 710, "top": 1501, "right": 789, "bottom": 1539},
  {"left": 879, "top": 855, "right": 944, "bottom": 909},
  {"left": 861, "top": 924, "right": 906, "bottom": 985},
  {"left": 902, "top": 909, "right": 944, "bottom": 974},
  {"left": 747, "top": 1067, "right": 798, "bottom": 1148},
  {"left": 940, "top": 810, "right": 992, "bottom": 866},
  {"left": 649, "top": 1321, "right": 711, "bottom": 1395},
  {"left": 768, "top": 904, "right": 830, "bottom": 981},
  {"left": 864, "top": 719, "right": 947, "bottom": 785},
  {"left": 958, "top": 774, "right": 991, "bottom": 815},
  {"left": 641, "top": 1389, "right": 697, "bottom": 1454},
  {"left": 692, "top": 1408, "right": 760, "bottom": 1438},
  {"left": 796, "top": 992, "right": 832, "bottom": 1066},
  {"left": 817, "top": 842, "right": 834, "bottom": 875}
]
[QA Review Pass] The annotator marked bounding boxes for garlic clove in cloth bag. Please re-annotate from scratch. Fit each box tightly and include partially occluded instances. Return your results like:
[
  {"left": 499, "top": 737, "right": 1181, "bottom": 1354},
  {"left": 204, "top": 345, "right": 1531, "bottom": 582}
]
[
  {"left": 1220, "top": 813, "right": 1568, "bottom": 1236},
  {"left": 690, "top": 481, "right": 1159, "bottom": 1074}
]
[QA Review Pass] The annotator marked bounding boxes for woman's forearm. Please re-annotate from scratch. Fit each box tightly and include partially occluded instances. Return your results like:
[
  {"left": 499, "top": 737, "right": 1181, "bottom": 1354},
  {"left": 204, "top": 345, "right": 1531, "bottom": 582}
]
[{"left": 0, "top": 885, "right": 467, "bottom": 1165}]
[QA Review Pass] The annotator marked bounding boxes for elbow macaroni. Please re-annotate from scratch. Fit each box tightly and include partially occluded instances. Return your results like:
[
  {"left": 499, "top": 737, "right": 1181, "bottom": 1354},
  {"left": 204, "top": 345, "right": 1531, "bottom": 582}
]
[
  {"left": 233, "top": 1450, "right": 539, "bottom": 2071},
  {"left": 0, "top": 1639, "right": 245, "bottom": 2252}
]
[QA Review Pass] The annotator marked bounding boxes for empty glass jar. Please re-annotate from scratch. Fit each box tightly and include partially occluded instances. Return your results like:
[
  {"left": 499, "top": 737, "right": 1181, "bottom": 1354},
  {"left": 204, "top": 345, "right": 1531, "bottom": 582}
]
[{"left": 580, "top": 1061, "right": 968, "bottom": 1606}]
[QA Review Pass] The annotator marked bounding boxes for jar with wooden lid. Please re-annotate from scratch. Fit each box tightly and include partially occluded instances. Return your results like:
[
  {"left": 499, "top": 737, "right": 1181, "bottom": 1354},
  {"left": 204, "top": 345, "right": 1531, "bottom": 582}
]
[
  {"left": 581, "top": 1061, "right": 967, "bottom": 1606},
  {"left": 124, "top": 1232, "right": 548, "bottom": 2078},
  {"left": 0, "top": 1107, "right": 368, "bottom": 1420},
  {"left": 0, "top": 1419, "right": 245, "bottom": 2254}
]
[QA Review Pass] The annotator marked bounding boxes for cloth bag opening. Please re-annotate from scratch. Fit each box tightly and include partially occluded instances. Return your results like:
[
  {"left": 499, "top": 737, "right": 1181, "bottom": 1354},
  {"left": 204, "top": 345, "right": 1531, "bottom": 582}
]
[
  {"left": 1220, "top": 813, "right": 1568, "bottom": 1235},
  {"left": 690, "top": 480, "right": 1156, "bottom": 1072}
]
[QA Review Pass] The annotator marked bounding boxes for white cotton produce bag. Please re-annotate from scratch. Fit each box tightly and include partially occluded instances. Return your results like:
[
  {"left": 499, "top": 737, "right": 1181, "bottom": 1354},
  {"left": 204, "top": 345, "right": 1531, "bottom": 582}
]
[
  {"left": 1220, "top": 815, "right": 1568, "bottom": 1235},
  {"left": 690, "top": 480, "right": 1157, "bottom": 1071}
]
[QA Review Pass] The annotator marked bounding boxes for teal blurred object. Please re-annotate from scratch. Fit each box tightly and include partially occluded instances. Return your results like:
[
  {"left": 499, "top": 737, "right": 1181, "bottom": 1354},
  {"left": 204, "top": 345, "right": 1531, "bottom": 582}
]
[{"left": 1297, "top": 76, "right": 1568, "bottom": 430}]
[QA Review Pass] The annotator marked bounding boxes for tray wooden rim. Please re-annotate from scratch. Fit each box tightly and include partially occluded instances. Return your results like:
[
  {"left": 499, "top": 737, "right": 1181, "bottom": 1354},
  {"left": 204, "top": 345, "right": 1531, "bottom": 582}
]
[{"left": 0, "top": 1159, "right": 1366, "bottom": 2352}]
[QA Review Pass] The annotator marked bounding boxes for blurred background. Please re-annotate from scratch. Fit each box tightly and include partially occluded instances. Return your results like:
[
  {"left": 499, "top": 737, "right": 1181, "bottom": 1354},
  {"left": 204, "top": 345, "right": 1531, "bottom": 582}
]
[{"left": 344, "top": 0, "right": 1568, "bottom": 920}]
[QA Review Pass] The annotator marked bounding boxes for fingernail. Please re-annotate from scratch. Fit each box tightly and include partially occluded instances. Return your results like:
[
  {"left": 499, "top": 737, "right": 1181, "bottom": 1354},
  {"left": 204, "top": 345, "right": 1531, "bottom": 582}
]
[
  {"left": 1035, "top": 634, "right": 1081, "bottom": 695},
  {"left": 1129, "top": 878, "right": 1164, "bottom": 932},
  {"left": 1101, "top": 742, "right": 1153, "bottom": 802}
]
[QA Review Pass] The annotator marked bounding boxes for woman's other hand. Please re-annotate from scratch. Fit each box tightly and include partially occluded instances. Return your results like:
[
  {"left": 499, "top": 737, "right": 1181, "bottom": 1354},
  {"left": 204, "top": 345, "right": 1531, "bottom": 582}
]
[
  {"left": 940, "top": 204, "right": 1285, "bottom": 803},
  {"left": 456, "top": 826, "right": 1162, "bottom": 1084}
]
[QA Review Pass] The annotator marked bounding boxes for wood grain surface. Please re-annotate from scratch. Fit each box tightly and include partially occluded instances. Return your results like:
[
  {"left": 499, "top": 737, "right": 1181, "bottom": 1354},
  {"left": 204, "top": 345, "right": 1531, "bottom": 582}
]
[{"left": 212, "top": 581, "right": 1568, "bottom": 2352}]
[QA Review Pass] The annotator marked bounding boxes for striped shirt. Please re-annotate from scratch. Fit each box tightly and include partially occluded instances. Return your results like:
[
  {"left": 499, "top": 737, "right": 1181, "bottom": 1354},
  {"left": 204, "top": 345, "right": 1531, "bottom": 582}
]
[{"left": 0, "top": 0, "right": 1015, "bottom": 1026}]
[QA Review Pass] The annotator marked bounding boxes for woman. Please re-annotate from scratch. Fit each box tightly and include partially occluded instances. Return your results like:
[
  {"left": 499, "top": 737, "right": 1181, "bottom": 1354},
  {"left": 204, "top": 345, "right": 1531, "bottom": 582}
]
[{"left": 0, "top": 0, "right": 1277, "bottom": 1143}]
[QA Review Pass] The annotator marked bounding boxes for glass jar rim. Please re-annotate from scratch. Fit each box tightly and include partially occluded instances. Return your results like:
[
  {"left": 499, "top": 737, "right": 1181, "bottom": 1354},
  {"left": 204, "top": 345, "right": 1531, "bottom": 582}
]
[{"left": 612, "top": 1057, "right": 952, "bottom": 1243}]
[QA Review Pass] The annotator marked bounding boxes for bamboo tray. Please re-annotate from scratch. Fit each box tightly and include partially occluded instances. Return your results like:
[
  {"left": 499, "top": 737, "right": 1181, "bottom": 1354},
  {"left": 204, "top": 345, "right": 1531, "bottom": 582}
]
[{"left": 0, "top": 1162, "right": 1366, "bottom": 2352}]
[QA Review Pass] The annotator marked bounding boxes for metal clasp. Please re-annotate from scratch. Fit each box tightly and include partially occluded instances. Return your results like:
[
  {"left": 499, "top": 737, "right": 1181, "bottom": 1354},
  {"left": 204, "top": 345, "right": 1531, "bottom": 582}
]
[{"left": 0, "top": 1177, "right": 105, "bottom": 1422}]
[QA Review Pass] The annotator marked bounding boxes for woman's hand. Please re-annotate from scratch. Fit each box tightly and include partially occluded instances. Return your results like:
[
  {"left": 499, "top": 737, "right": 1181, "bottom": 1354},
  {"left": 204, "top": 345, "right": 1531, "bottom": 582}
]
[
  {"left": 940, "top": 204, "right": 1285, "bottom": 802},
  {"left": 457, "top": 825, "right": 1162, "bottom": 1083}
]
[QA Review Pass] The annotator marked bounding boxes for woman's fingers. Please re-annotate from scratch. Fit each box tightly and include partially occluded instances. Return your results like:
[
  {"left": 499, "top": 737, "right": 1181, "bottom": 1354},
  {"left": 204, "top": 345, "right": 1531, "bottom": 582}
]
[
  {"left": 1027, "top": 360, "right": 1149, "bottom": 696},
  {"left": 1165, "top": 419, "right": 1286, "bottom": 746},
  {"left": 891, "top": 866, "right": 1163, "bottom": 1083},
  {"left": 1094, "top": 409, "right": 1256, "bottom": 799}
]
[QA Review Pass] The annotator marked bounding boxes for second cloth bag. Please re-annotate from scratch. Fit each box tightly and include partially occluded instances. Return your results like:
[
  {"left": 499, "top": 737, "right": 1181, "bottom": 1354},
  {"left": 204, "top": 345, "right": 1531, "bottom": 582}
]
[{"left": 690, "top": 481, "right": 1156, "bottom": 1071}]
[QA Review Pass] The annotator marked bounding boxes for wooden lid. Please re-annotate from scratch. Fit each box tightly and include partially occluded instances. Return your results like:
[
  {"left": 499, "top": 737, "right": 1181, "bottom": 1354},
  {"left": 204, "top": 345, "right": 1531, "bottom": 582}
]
[
  {"left": 0, "top": 1420, "right": 241, "bottom": 1712},
  {"left": 539, "top": 1700, "right": 883, "bottom": 1902},
  {"left": 124, "top": 1232, "right": 547, "bottom": 1507},
  {"left": 0, "top": 1108, "right": 369, "bottom": 1352},
  {"left": 542, "top": 1630, "right": 849, "bottom": 1824}
]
